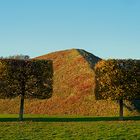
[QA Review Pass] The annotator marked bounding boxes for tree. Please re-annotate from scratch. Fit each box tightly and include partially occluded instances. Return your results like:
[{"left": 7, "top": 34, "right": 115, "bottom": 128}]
[
  {"left": 0, "top": 59, "right": 53, "bottom": 121},
  {"left": 0, "top": 54, "right": 30, "bottom": 60},
  {"left": 95, "top": 59, "right": 140, "bottom": 120}
]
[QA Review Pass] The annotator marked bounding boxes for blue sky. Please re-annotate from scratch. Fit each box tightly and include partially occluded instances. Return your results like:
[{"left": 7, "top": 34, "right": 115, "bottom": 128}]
[{"left": 0, "top": 0, "right": 140, "bottom": 59}]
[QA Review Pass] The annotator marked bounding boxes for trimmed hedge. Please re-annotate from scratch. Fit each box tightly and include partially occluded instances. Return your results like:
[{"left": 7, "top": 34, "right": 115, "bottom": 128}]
[
  {"left": 95, "top": 59, "right": 140, "bottom": 100},
  {"left": 0, "top": 59, "right": 53, "bottom": 99}
]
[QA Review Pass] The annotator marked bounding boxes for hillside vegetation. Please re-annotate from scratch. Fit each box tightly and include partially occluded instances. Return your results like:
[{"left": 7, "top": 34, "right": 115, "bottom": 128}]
[{"left": 0, "top": 49, "right": 139, "bottom": 116}]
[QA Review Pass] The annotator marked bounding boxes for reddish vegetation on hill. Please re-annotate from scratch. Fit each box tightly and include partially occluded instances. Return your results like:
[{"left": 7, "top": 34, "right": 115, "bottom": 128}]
[{"left": 35, "top": 49, "right": 100, "bottom": 97}]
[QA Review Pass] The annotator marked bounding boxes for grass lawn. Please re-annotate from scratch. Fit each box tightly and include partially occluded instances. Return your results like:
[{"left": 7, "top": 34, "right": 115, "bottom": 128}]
[{"left": 0, "top": 115, "right": 140, "bottom": 140}]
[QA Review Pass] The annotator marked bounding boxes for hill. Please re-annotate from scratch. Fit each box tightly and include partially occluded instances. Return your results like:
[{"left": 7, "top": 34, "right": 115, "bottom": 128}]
[
  {"left": 0, "top": 49, "right": 139, "bottom": 116},
  {"left": 35, "top": 49, "right": 100, "bottom": 98}
]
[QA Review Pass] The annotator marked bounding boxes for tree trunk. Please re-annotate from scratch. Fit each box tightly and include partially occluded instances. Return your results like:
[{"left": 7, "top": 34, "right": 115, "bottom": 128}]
[
  {"left": 19, "top": 80, "right": 25, "bottom": 121},
  {"left": 19, "top": 62, "right": 26, "bottom": 121},
  {"left": 119, "top": 99, "right": 123, "bottom": 121},
  {"left": 19, "top": 94, "right": 25, "bottom": 121}
]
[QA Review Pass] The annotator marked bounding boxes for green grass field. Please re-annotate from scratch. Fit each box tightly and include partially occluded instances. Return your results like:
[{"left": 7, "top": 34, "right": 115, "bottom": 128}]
[{"left": 0, "top": 115, "right": 140, "bottom": 140}]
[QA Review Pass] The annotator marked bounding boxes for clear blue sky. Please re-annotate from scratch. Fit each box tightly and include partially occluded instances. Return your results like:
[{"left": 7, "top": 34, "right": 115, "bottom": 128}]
[{"left": 0, "top": 0, "right": 140, "bottom": 59}]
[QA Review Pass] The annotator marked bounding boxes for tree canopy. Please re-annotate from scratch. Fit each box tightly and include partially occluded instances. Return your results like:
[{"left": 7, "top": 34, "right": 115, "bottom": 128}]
[
  {"left": 0, "top": 59, "right": 53, "bottom": 99},
  {"left": 95, "top": 59, "right": 140, "bottom": 100},
  {"left": 0, "top": 54, "right": 30, "bottom": 60}
]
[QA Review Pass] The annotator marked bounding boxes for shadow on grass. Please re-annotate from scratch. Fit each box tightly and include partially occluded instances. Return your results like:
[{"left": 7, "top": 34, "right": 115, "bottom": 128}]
[{"left": 0, "top": 116, "right": 140, "bottom": 122}]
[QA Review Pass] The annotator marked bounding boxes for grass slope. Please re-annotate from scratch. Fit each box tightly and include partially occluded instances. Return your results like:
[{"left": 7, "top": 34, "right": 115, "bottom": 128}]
[{"left": 0, "top": 49, "right": 140, "bottom": 116}]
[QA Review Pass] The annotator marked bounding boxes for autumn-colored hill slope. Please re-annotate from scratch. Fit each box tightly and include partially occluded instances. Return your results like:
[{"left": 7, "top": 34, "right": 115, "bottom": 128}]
[
  {"left": 0, "top": 49, "right": 139, "bottom": 116},
  {"left": 35, "top": 49, "right": 100, "bottom": 98}
]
